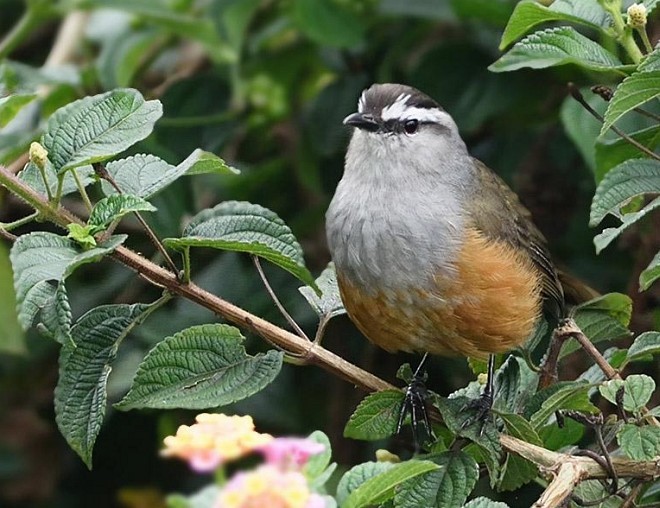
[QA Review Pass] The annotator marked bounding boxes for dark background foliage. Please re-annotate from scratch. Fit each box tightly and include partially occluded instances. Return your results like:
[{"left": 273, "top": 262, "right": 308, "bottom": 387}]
[{"left": 0, "top": 0, "right": 657, "bottom": 506}]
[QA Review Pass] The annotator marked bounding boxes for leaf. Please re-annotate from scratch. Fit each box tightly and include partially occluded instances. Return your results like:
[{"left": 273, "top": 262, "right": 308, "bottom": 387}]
[
  {"left": 394, "top": 451, "right": 479, "bottom": 508},
  {"left": 493, "top": 356, "right": 539, "bottom": 415},
  {"left": 593, "top": 196, "right": 660, "bottom": 253},
  {"left": 499, "top": 0, "right": 607, "bottom": 50},
  {"left": 55, "top": 304, "right": 149, "bottom": 468},
  {"left": 305, "top": 430, "right": 333, "bottom": 481},
  {"left": 640, "top": 250, "right": 660, "bottom": 290},
  {"left": 0, "top": 243, "right": 25, "bottom": 354},
  {"left": 489, "top": 27, "right": 624, "bottom": 73},
  {"left": 97, "top": 29, "right": 160, "bottom": 89},
  {"left": 595, "top": 125, "right": 660, "bottom": 182},
  {"left": 39, "top": 282, "right": 72, "bottom": 344},
  {"left": 626, "top": 332, "right": 660, "bottom": 364},
  {"left": 67, "top": 224, "right": 97, "bottom": 248},
  {"left": 0, "top": 93, "right": 37, "bottom": 127},
  {"left": 10, "top": 232, "right": 126, "bottom": 331},
  {"left": 599, "top": 374, "right": 655, "bottom": 412},
  {"left": 342, "top": 460, "right": 439, "bottom": 508},
  {"left": 464, "top": 498, "right": 511, "bottom": 508},
  {"left": 344, "top": 390, "right": 403, "bottom": 441},
  {"left": 115, "top": 324, "right": 283, "bottom": 410},
  {"left": 164, "top": 201, "right": 317, "bottom": 290},
  {"left": 18, "top": 162, "right": 95, "bottom": 198},
  {"left": 102, "top": 150, "right": 237, "bottom": 199},
  {"left": 336, "top": 462, "right": 393, "bottom": 505},
  {"left": 42, "top": 88, "right": 162, "bottom": 172},
  {"left": 590, "top": 159, "right": 660, "bottom": 226},
  {"left": 530, "top": 383, "right": 598, "bottom": 430},
  {"left": 498, "top": 413, "right": 542, "bottom": 491},
  {"left": 167, "top": 485, "right": 221, "bottom": 508},
  {"left": 293, "top": 0, "right": 365, "bottom": 49},
  {"left": 88, "top": 194, "right": 157, "bottom": 232},
  {"left": 601, "top": 70, "right": 660, "bottom": 135},
  {"left": 617, "top": 423, "right": 660, "bottom": 460},
  {"left": 299, "top": 263, "right": 346, "bottom": 319}
]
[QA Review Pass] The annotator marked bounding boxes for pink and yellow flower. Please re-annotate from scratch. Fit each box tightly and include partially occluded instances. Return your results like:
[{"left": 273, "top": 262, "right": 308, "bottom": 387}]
[
  {"left": 215, "top": 464, "right": 325, "bottom": 508},
  {"left": 162, "top": 413, "right": 273, "bottom": 472},
  {"left": 258, "top": 437, "right": 325, "bottom": 470}
]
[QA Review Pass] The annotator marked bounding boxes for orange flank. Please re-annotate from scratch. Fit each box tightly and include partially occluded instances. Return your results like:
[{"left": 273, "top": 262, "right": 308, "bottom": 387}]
[{"left": 337, "top": 228, "right": 542, "bottom": 359}]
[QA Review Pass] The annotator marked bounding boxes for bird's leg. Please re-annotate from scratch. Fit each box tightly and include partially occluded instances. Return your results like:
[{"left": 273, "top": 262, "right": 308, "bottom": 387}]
[
  {"left": 461, "top": 354, "right": 495, "bottom": 430},
  {"left": 397, "top": 353, "right": 433, "bottom": 447}
]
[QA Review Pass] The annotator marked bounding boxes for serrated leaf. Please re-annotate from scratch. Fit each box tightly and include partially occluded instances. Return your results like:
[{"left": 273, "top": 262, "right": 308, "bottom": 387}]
[
  {"left": 490, "top": 27, "right": 624, "bottom": 73},
  {"left": 10, "top": 232, "right": 126, "bottom": 331},
  {"left": 640, "top": 250, "right": 660, "bottom": 290},
  {"left": 499, "top": 0, "right": 607, "bottom": 50},
  {"left": 102, "top": 150, "right": 237, "bottom": 199},
  {"left": 299, "top": 262, "right": 346, "bottom": 319},
  {"left": 0, "top": 93, "right": 37, "bottom": 127},
  {"left": 164, "top": 201, "right": 317, "bottom": 290},
  {"left": 293, "top": 0, "right": 365, "bottom": 49},
  {"left": 88, "top": 194, "right": 156, "bottom": 231},
  {"left": 626, "top": 331, "right": 660, "bottom": 363},
  {"left": 342, "top": 460, "right": 439, "bottom": 508},
  {"left": 595, "top": 125, "right": 660, "bottom": 182},
  {"left": 539, "top": 416, "right": 584, "bottom": 450},
  {"left": 599, "top": 374, "right": 655, "bottom": 412},
  {"left": 344, "top": 390, "right": 403, "bottom": 441},
  {"left": 336, "top": 462, "right": 393, "bottom": 505},
  {"left": 394, "top": 451, "right": 478, "bottom": 508},
  {"left": 593, "top": 196, "right": 660, "bottom": 253},
  {"left": 55, "top": 303, "right": 149, "bottom": 468},
  {"left": 530, "top": 383, "right": 598, "bottom": 430},
  {"left": 39, "top": 282, "right": 72, "bottom": 344},
  {"left": 601, "top": 70, "right": 660, "bottom": 135},
  {"left": 67, "top": 224, "right": 97, "bottom": 248},
  {"left": 494, "top": 356, "right": 539, "bottom": 415},
  {"left": 590, "top": 159, "right": 660, "bottom": 226},
  {"left": 42, "top": 88, "right": 162, "bottom": 172},
  {"left": 617, "top": 423, "right": 660, "bottom": 460},
  {"left": 18, "top": 161, "right": 95, "bottom": 198},
  {"left": 498, "top": 413, "right": 542, "bottom": 491},
  {"left": 464, "top": 498, "right": 511, "bottom": 508},
  {"left": 115, "top": 324, "right": 283, "bottom": 410}
]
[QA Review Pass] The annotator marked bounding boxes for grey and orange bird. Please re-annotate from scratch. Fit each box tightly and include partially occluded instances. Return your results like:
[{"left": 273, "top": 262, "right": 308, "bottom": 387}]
[{"left": 326, "top": 83, "right": 586, "bottom": 428}]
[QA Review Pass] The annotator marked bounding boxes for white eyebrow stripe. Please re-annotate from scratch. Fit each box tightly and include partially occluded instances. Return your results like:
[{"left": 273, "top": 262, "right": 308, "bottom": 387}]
[
  {"left": 358, "top": 91, "right": 367, "bottom": 113},
  {"left": 382, "top": 105, "right": 450, "bottom": 123},
  {"left": 380, "top": 93, "right": 411, "bottom": 120}
]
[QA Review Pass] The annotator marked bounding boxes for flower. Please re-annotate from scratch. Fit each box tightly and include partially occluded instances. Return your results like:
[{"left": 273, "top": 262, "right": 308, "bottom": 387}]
[
  {"left": 162, "top": 413, "right": 273, "bottom": 472},
  {"left": 215, "top": 465, "right": 325, "bottom": 508},
  {"left": 258, "top": 437, "right": 325, "bottom": 470},
  {"left": 627, "top": 3, "right": 647, "bottom": 28}
]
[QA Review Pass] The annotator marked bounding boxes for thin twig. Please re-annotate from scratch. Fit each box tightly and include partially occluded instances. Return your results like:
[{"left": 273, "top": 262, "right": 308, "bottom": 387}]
[
  {"left": 538, "top": 321, "right": 570, "bottom": 389},
  {"left": 94, "top": 163, "right": 179, "bottom": 274},
  {"left": 252, "top": 255, "right": 310, "bottom": 341},
  {"left": 569, "top": 84, "right": 660, "bottom": 162},
  {"left": 591, "top": 85, "right": 660, "bottom": 123}
]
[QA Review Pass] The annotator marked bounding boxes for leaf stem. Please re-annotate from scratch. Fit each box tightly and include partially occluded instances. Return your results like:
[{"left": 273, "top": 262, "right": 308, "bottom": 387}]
[
  {"left": 252, "top": 255, "right": 310, "bottom": 341},
  {"left": 182, "top": 247, "right": 191, "bottom": 284},
  {"left": 568, "top": 84, "right": 660, "bottom": 162},
  {"left": 636, "top": 28, "right": 654, "bottom": 54},
  {"left": 93, "top": 163, "right": 179, "bottom": 274},
  {"left": 71, "top": 169, "right": 93, "bottom": 211},
  {"left": 600, "top": 0, "right": 643, "bottom": 64},
  {"left": 0, "top": 211, "right": 39, "bottom": 231}
]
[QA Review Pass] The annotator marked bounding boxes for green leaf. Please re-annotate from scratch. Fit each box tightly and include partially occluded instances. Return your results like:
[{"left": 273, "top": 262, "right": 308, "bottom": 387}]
[
  {"left": 115, "top": 324, "right": 283, "bottom": 410},
  {"left": 595, "top": 125, "right": 660, "bottom": 182},
  {"left": 18, "top": 162, "right": 95, "bottom": 198},
  {"left": 336, "top": 462, "right": 393, "bottom": 506},
  {"left": 39, "top": 282, "right": 72, "bottom": 344},
  {"left": 66, "top": 224, "right": 97, "bottom": 248},
  {"left": 601, "top": 70, "right": 660, "bottom": 135},
  {"left": 299, "top": 262, "right": 346, "bottom": 319},
  {"left": 493, "top": 356, "right": 539, "bottom": 415},
  {"left": 590, "top": 157, "right": 660, "bottom": 226},
  {"left": 55, "top": 303, "right": 149, "bottom": 468},
  {"left": 97, "top": 30, "right": 160, "bottom": 89},
  {"left": 464, "top": 498, "right": 511, "bottom": 508},
  {"left": 626, "top": 332, "right": 660, "bottom": 363},
  {"left": 539, "top": 415, "right": 584, "bottom": 450},
  {"left": 394, "top": 451, "right": 479, "bottom": 508},
  {"left": 88, "top": 194, "right": 157, "bottom": 232},
  {"left": 530, "top": 383, "right": 598, "bottom": 430},
  {"left": 42, "top": 88, "right": 162, "bottom": 172},
  {"left": 305, "top": 430, "right": 333, "bottom": 482},
  {"left": 344, "top": 390, "right": 403, "bottom": 441},
  {"left": 499, "top": 0, "right": 607, "bottom": 50},
  {"left": 293, "top": 0, "right": 365, "bottom": 49},
  {"left": 0, "top": 243, "right": 25, "bottom": 354},
  {"left": 0, "top": 93, "right": 37, "bottom": 127},
  {"left": 164, "top": 201, "right": 317, "bottom": 290},
  {"left": 640, "top": 250, "right": 660, "bottom": 290},
  {"left": 599, "top": 374, "right": 655, "bottom": 412},
  {"left": 617, "top": 423, "right": 660, "bottom": 460},
  {"left": 498, "top": 413, "right": 542, "bottom": 491},
  {"left": 342, "top": 460, "right": 439, "bottom": 508},
  {"left": 593, "top": 195, "right": 660, "bottom": 254},
  {"left": 10, "top": 232, "right": 126, "bottom": 331},
  {"left": 102, "top": 150, "right": 237, "bottom": 199},
  {"left": 489, "top": 27, "right": 624, "bottom": 73}
]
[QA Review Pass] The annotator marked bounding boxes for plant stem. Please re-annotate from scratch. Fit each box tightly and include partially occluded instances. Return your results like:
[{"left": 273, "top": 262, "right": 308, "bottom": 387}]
[
  {"left": 0, "top": 4, "right": 49, "bottom": 61},
  {"left": 0, "top": 211, "right": 39, "bottom": 231},
  {"left": 71, "top": 169, "right": 93, "bottom": 211},
  {"left": 601, "top": 0, "right": 643, "bottom": 64},
  {"left": 637, "top": 28, "right": 654, "bottom": 54}
]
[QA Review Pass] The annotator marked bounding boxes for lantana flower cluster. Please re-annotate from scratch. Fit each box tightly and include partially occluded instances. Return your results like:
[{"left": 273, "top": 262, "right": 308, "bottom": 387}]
[{"left": 162, "top": 413, "right": 326, "bottom": 508}]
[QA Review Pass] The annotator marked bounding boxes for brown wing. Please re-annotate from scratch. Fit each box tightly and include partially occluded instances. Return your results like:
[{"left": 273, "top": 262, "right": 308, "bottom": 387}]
[{"left": 467, "top": 158, "right": 565, "bottom": 318}]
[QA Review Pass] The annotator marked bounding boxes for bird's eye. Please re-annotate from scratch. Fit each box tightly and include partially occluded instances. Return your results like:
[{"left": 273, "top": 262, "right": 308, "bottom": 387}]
[{"left": 403, "top": 119, "right": 419, "bottom": 134}]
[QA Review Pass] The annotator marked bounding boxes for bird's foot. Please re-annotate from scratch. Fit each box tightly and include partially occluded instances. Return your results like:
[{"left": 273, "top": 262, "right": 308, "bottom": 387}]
[{"left": 397, "top": 358, "right": 434, "bottom": 449}]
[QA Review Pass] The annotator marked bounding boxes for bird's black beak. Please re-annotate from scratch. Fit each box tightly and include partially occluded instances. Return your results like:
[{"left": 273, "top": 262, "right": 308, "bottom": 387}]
[{"left": 343, "top": 112, "right": 379, "bottom": 132}]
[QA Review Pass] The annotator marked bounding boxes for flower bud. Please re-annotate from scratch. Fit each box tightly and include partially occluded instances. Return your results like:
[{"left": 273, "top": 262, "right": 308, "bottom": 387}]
[
  {"left": 29, "top": 142, "right": 48, "bottom": 170},
  {"left": 627, "top": 3, "right": 647, "bottom": 29}
]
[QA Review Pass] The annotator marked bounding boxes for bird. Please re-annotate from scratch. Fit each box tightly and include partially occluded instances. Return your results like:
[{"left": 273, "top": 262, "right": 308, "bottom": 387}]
[{"left": 325, "top": 83, "right": 591, "bottom": 431}]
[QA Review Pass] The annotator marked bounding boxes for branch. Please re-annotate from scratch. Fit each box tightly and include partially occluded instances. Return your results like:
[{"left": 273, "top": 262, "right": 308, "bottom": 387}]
[{"left": 500, "top": 434, "right": 660, "bottom": 508}]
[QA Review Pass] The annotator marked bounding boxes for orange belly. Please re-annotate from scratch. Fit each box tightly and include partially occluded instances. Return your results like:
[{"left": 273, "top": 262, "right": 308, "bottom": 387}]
[{"left": 336, "top": 228, "right": 542, "bottom": 359}]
